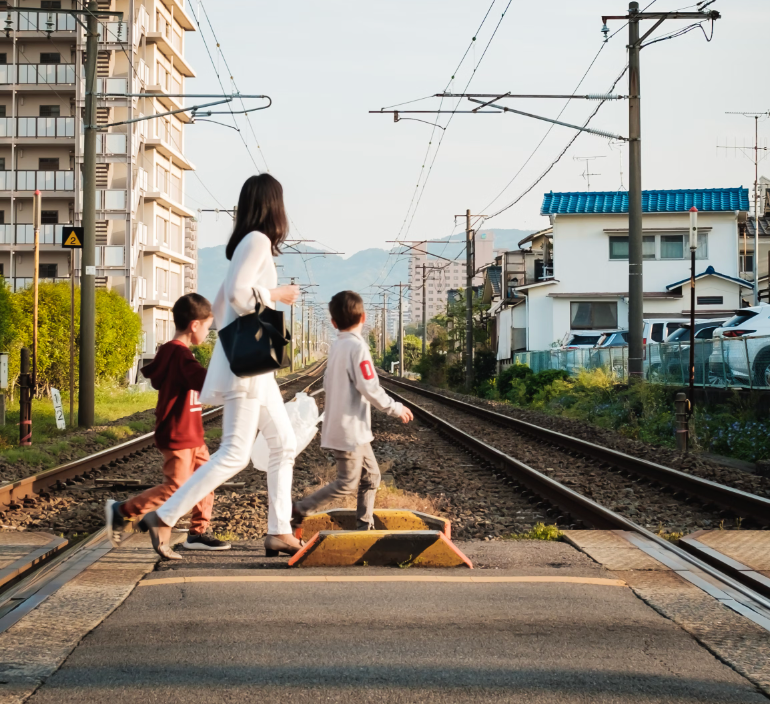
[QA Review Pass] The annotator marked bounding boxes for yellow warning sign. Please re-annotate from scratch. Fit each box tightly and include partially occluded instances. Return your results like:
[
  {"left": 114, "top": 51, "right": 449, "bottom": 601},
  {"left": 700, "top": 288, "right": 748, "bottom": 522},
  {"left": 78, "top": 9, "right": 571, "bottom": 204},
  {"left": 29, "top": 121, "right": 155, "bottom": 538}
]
[{"left": 61, "top": 227, "right": 84, "bottom": 249}]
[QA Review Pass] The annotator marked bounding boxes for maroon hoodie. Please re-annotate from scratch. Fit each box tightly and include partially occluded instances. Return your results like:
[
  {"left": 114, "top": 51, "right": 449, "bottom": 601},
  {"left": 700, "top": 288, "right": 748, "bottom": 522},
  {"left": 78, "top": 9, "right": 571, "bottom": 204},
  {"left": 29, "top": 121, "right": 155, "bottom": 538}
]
[{"left": 141, "top": 340, "right": 207, "bottom": 451}]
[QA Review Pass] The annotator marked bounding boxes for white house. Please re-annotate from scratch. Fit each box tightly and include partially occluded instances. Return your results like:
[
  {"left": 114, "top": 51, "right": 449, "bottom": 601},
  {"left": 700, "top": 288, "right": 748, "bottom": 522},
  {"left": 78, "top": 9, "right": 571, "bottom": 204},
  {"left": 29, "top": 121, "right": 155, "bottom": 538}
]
[{"left": 515, "top": 188, "right": 751, "bottom": 351}]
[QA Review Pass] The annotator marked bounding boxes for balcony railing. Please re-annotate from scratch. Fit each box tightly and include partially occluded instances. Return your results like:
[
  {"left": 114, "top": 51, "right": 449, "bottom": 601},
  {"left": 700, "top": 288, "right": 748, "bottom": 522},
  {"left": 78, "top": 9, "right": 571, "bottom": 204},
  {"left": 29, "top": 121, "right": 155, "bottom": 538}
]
[
  {"left": 0, "top": 63, "right": 76, "bottom": 85},
  {"left": 96, "top": 77, "right": 129, "bottom": 95},
  {"left": 0, "top": 117, "right": 75, "bottom": 138},
  {"left": 15, "top": 12, "right": 76, "bottom": 32},
  {"left": 97, "top": 21, "right": 128, "bottom": 43},
  {"left": 0, "top": 170, "right": 75, "bottom": 191},
  {"left": 96, "top": 133, "right": 128, "bottom": 155},
  {"left": 0, "top": 223, "right": 71, "bottom": 245},
  {"left": 95, "top": 246, "right": 126, "bottom": 267},
  {"left": 96, "top": 189, "right": 127, "bottom": 211},
  {"left": 5, "top": 277, "right": 70, "bottom": 292}
]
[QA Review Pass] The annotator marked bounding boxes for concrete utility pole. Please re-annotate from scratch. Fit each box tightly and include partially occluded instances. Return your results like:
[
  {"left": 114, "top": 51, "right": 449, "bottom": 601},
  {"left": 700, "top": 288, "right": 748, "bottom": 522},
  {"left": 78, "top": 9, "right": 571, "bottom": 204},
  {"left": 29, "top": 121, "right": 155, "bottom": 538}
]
[
  {"left": 398, "top": 282, "right": 405, "bottom": 377},
  {"left": 464, "top": 209, "right": 473, "bottom": 389},
  {"left": 289, "top": 277, "right": 296, "bottom": 372},
  {"left": 32, "top": 190, "right": 41, "bottom": 393},
  {"left": 80, "top": 0, "right": 98, "bottom": 426},
  {"left": 420, "top": 264, "right": 428, "bottom": 356},
  {"left": 602, "top": 1, "right": 721, "bottom": 378},
  {"left": 300, "top": 294, "right": 306, "bottom": 367}
]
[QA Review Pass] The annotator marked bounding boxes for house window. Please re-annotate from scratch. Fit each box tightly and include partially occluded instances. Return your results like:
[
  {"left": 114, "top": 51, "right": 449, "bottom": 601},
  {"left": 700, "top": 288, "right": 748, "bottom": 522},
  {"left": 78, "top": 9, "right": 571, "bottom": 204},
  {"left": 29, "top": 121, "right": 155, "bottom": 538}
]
[
  {"left": 39, "top": 105, "right": 60, "bottom": 117},
  {"left": 695, "top": 233, "right": 708, "bottom": 260},
  {"left": 697, "top": 296, "right": 723, "bottom": 305},
  {"left": 41, "top": 1, "right": 62, "bottom": 8},
  {"left": 570, "top": 301, "right": 618, "bottom": 330},
  {"left": 40, "top": 53, "right": 61, "bottom": 64},
  {"left": 155, "top": 216, "right": 168, "bottom": 245},
  {"left": 740, "top": 253, "right": 754, "bottom": 273},
  {"left": 660, "top": 235, "right": 684, "bottom": 259},
  {"left": 41, "top": 210, "right": 58, "bottom": 224},
  {"left": 39, "top": 158, "right": 59, "bottom": 170},
  {"left": 609, "top": 235, "right": 656, "bottom": 259},
  {"left": 39, "top": 263, "right": 57, "bottom": 278}
]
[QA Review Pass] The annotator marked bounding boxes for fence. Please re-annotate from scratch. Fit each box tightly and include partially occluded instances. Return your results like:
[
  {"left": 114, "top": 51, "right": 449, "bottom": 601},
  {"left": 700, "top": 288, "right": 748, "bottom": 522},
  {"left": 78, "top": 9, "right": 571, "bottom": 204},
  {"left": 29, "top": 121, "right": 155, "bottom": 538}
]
[{"left": 506, "top": 334, "right": 770, "bottom": 389}]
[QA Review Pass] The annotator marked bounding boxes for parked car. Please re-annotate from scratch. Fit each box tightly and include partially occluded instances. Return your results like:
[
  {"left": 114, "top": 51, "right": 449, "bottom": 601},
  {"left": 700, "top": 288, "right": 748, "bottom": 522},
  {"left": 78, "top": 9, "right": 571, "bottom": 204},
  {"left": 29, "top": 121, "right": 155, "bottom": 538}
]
[
  {"left": 708, "top": 305, "right": 770, "bottom": 386},
  {"left": 560, "top": 331, "right": 604, "bottom": 349},
  {"left": 642, "top": 318, "right": 688, "bottom": 370},
  {"left": 653, "top": 319, "right": 725, "bottom": 383},
  {"left": 589, "top": 330, "right": 629, "bottom": 375}
]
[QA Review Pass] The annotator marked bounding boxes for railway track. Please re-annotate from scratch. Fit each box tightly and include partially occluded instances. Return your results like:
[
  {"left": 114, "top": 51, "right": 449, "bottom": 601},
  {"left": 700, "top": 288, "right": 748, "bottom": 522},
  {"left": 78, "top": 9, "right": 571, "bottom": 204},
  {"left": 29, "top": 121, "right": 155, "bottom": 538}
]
[
  {"left": 379, "top": 374, "right": 770, "bottom": 615},
  {"left": 0, "top": 360, "right": 326, "bottom": 513},
  {"left": 0, "top": 361, "right": 326, "bottom": 612}
]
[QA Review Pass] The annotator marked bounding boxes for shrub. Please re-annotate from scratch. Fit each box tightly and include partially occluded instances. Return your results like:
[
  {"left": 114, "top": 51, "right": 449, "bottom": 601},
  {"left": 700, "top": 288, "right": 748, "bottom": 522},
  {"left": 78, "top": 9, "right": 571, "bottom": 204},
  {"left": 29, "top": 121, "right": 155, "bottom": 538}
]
[
  {"left": 446, "top": 360, "right": 465, "bottom": 389},
  {"left": 498, "top": 363, "right": 534, "bottom": 396},
  {"left": 473, "top": 349, "right": 497, "bottom": 387}
]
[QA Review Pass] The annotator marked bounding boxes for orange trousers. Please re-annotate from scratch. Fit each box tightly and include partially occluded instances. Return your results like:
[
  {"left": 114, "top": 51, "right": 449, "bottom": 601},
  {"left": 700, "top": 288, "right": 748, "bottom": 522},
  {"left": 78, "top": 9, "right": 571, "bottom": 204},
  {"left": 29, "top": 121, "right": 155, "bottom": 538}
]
[{"left": 121, "top": 444, "right": 214, "bottom": 534}]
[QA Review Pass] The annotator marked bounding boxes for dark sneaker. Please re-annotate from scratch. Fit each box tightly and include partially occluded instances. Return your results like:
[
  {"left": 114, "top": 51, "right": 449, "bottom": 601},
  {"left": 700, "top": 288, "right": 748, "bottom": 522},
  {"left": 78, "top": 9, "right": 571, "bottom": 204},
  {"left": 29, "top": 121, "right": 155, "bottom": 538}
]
[
  {"left": 105, "top": 499, "right": 127, "bottom": 547},
  {"left": 182, "top": 532, "right": 232, "bottom": 551}
]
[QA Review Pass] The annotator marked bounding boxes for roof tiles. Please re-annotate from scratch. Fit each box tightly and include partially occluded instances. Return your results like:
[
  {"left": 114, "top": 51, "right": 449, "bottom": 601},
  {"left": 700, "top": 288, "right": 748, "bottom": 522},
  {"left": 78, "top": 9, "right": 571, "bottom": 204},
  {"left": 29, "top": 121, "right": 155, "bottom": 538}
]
[{"left": 541, "top": 188, "right": 749, "bottom": 215}]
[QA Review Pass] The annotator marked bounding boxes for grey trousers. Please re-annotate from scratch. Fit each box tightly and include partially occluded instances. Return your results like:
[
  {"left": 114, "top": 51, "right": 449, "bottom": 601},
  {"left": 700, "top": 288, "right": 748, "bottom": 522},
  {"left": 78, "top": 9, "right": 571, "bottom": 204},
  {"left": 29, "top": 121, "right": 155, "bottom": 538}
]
[{"left": 296, "top": 443, "right": 381, "bottom": 528}]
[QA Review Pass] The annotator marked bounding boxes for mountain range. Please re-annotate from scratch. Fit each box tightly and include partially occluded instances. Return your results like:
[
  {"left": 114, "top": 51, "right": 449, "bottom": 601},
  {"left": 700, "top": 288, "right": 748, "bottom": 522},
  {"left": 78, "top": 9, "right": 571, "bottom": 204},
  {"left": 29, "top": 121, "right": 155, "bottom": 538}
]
[{"left": 195, "top": 228, "right": 534, "bottom": 310}]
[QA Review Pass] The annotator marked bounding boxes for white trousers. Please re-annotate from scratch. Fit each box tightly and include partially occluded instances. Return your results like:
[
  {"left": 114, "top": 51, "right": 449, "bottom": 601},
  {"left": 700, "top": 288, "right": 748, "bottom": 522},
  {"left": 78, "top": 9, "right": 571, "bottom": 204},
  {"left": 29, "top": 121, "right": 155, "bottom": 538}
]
[{"left": 157, "top": 382, "right": 297, "bottom": 535}]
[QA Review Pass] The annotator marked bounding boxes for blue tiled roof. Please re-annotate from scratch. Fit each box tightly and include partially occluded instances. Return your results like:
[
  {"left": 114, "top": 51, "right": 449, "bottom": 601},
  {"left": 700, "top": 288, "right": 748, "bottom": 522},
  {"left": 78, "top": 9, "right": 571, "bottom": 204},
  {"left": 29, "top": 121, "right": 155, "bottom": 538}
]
[{"left": 541, "top": 188, "right": 749, "bottom": 215}]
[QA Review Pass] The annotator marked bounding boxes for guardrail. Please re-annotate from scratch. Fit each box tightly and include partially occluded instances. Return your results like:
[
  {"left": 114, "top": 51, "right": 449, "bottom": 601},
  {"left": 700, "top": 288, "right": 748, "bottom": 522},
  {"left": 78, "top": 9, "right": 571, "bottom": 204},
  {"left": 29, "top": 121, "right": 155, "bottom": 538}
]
[{"left": 505, "top": 334, "right": 770, "bottom": 389}]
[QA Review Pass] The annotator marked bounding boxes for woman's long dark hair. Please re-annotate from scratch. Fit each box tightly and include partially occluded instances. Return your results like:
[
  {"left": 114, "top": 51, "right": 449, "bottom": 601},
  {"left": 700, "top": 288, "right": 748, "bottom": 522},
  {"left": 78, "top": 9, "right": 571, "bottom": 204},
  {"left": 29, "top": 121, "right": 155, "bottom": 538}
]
[{"left": 226, "top": 174, "right": 289, "bottom": 260}]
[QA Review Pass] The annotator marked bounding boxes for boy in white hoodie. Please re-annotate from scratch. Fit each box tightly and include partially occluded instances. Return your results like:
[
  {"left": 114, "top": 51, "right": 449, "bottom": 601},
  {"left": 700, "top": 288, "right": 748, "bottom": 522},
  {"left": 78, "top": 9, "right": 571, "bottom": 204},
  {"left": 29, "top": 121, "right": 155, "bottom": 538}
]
[{"left": 294, "top": 291, "right": 413, "bottom": 529}]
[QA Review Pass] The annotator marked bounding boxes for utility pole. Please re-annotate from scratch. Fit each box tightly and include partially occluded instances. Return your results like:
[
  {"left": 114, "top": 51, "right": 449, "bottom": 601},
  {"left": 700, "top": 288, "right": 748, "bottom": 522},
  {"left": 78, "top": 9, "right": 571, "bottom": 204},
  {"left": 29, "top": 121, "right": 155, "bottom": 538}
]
[
  {"left": 289, "top": 277, "right": 296, "bottom": 372},
  {"left": 464, "top": 209, "right": 473, "bottom": 389},
  {"left": 723, "top": 111, "right": 768, "bottom": 304},
  {"left": 601, "top": 2, "right": 721, "bottom": 378},
  {"left": 300, "top": 293, "right": 306, "bottom": 367},
  {"left": 32, "top": 190, "right": 41, "bottom": 394},
  {"left": 80, "top": 0, "right": 98, "bottom": 427},
  {"left": 398, "top": 282, "right": 405, "bottom": 377},
  {"left": 420, "top": 264, "right": 428, "bottom": 356}
]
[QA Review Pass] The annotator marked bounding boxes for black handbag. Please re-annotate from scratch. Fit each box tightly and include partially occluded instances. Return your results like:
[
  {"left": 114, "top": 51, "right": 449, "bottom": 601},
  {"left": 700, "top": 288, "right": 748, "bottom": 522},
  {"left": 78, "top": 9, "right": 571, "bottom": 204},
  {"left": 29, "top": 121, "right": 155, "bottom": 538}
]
[{"left": 218, "top": 291, "right": 291, "bottom": 377}]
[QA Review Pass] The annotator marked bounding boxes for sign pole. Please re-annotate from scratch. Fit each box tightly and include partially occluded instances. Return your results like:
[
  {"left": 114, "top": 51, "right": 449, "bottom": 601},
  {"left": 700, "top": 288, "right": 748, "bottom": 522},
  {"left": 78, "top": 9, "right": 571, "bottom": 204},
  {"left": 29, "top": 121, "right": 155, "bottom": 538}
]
[
  {"left": 32, "top": 190, "right": 41, "bottom": 394},
  {"left": 70, "top": 249, "right": 75, "bottom": 426},
  {"left": 62, "top": 226, "right": 84, "bottom": 426}
]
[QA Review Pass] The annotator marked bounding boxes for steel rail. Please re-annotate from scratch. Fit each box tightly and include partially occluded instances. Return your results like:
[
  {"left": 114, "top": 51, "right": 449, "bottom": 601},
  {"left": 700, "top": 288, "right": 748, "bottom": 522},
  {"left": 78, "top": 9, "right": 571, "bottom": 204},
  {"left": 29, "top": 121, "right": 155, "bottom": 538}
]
[
  {"left": 382, "top": 384, "right": 770, "bottom": 615},
  {"left": 0, "top": 361, "right": 326, "bottom": 510},
  {"left": 380, "top": 376, "right": 770, "bottom": 526}
]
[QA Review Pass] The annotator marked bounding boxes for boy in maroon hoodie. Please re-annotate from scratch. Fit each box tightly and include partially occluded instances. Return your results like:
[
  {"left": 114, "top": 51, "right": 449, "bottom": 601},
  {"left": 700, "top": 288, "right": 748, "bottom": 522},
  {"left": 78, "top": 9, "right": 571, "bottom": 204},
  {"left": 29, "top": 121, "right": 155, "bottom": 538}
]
[{"left": 105, "top": 293, "right": 230, "bottom": 559}]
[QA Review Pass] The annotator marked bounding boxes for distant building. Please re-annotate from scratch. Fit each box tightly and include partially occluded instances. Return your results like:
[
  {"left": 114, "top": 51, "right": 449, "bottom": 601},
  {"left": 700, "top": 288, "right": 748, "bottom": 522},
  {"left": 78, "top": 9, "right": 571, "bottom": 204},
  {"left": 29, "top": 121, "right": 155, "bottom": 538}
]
[
  {"left": 0, "top": 0, "right": 198, "bottom": 374},
  {"left": 408, "top": 230, "right": 496, "bottom": 325}
]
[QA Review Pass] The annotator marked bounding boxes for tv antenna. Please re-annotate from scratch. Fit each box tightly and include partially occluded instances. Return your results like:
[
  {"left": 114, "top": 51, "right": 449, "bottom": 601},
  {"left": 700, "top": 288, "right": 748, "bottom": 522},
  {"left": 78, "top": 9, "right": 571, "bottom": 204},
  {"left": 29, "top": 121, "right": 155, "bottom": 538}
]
[
  {"left": 720, "top": 110, "right": 770, "bottom": 305},
  {"left": 573, "top": 156, "right": 605, "bottom": 190},
  {"left": 608, "top": 140, "right": 627, "bottom": 191}
]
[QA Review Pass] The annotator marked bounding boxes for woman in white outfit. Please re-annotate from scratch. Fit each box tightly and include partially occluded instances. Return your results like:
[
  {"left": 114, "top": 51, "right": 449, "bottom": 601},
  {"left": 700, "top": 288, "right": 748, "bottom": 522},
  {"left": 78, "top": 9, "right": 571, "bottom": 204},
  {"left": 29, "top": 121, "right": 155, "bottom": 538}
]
[{"left": 141, "top": 174, "right": 302, "bottom": 559}]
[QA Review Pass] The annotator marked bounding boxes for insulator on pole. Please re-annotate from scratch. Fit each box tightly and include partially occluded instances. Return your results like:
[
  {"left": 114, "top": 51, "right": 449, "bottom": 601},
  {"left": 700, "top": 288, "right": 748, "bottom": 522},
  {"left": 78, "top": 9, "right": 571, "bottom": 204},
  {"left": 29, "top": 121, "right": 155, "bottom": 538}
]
[{"left": 586, "top": 94, "right": 624, "bottom": 101}]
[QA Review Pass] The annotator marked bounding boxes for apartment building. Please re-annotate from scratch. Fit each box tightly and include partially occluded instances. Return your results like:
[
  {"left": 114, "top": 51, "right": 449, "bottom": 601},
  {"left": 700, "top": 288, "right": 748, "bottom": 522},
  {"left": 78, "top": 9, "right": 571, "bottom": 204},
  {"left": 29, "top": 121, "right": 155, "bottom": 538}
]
[
  {"left": 407, "top": 230, "right": 496, "bottom": 325},
  {"left": 0, "top": 0, "right": 197, "bottom": 371}
]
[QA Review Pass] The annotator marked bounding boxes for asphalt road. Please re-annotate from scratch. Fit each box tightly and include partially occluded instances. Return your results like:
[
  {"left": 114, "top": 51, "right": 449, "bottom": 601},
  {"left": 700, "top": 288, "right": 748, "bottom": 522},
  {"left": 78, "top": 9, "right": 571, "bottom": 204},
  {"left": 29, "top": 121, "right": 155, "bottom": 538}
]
[{"left": 26, "top": 541, "right": 767, "bottom": 704}]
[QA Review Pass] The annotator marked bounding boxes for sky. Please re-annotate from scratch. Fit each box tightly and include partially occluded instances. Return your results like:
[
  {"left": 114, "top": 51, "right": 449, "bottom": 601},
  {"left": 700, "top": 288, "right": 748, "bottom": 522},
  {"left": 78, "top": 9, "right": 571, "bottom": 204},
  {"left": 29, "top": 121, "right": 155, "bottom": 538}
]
[{"left": 183, "top": 0, "right": 769, "bottom": 260}]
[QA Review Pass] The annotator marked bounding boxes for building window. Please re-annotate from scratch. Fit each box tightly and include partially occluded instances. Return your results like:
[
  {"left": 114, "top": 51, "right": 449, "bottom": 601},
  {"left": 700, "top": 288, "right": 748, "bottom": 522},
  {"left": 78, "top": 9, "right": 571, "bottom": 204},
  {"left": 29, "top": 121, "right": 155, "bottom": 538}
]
[
  {"left": 0, "top": 107, "right": 5, "bottom": 118},
  {"left": 156, "top": 268, "right": 168, "bottom": 298},
  {"left": 0, "top": 210, "right": 4, "bottom": 224},
  {"left": 660, "top": 235, "right": 684, "bottom": 259},
  {"left": 41, "top": 210, "right": 58, "bottom": 224},
  {"left": 740, "top": 253, "right": 754, "bottom": 273},
  {"left": 39, "top": 105, "right": 60, "bottom": 117},
  {"left": 0, "top": 54, "right": 6, "bottom": 65},
  {"left": 39, "top": 158, "right": 59, "bottom": 170},
  {"left": 0, "top": 157, "right": 4, "bottom": 169},
  {"left": 156, "top": 216, "right": 168, "bottom": 246},
  {"left": 609, "top": 235, "right": 656, "bottom": 259},
  {"left": 697, "top": 296, "right": 723, "bottom": 305},
  {"left": 40, "top": 53, "right": 61, "bottom": 64},
  {"left": 0, "top": 263, "right": 3, "bottom": 276},
  {"left": 570, "top": 301, "right": 618, "bottom": 330},
  {"left": 39, "top": 263, "right": 57, "bottom": 278},
  {"left": 41, "top": 1, "right": 62, "bottom": 8}
]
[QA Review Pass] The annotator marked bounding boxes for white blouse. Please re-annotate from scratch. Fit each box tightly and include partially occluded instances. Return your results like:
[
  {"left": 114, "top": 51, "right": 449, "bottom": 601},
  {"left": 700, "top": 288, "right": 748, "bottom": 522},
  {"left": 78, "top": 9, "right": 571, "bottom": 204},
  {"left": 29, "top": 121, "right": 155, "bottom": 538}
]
[{"left": 200, "top": 230, "right": 279, "bottom": 405}]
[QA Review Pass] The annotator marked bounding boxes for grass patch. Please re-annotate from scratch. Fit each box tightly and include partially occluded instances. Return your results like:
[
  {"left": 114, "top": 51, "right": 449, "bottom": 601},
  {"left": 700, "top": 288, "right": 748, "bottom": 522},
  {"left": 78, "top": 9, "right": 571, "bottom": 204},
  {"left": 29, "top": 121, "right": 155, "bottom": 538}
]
[
  {"left": 99, "top": 425, "right": 134, "bottom": 442},
  {"left": 67, "top": 436, "right": 87, "bottom": 445},
  {"left": 204, "top": 427, "right": 222, "bottom": 440},
  {"left": 128, "top": 420, "right": 153, "bottom": 434},
  {"left": 214, "top": 530, "right": 239, "bottom": 542},
  {"left": 0, "top": 384, "right": 157, "bottom": 448},
  {"left": 503, "top": 522, "right": 563, "bottom": 541},
  {"left": 91, "top": 435, "right": 111, "bottom": 446},
  {"left": 655, "top": 524, "right": 685, "bottom": 543},
  {"left": 0, "top": 447, "right": 54, "bottom": 468}
]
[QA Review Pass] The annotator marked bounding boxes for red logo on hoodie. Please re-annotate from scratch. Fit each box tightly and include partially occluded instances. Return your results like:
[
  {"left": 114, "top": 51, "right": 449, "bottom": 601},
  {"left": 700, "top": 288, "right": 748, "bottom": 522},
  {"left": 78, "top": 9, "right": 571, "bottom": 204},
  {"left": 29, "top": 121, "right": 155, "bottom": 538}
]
[{"left": 360, "top": 360, "right": 374, "bottom": 380}]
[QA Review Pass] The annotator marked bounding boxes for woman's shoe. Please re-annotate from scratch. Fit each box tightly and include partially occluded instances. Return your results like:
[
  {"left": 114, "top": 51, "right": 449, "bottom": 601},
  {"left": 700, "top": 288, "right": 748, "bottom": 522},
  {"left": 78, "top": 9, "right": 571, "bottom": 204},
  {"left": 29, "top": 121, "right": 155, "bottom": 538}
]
[
  {"left": 158, "top": 544, "right": 184, "bottom": 561},
  {"left": 264, "top": 533, "right": 304, "bottom": 557},
  {"left": 137, "top": 511, "right": 173, "bottom": 558}
]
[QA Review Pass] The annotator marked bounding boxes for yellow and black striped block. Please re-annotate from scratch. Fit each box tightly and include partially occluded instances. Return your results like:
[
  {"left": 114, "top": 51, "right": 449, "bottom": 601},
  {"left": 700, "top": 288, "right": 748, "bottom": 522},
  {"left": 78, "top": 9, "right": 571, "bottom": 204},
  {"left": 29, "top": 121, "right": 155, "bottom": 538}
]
[
  {"left": 288, "top": 530, "right": 473, "bottom": 569},
  {"left": 294, "top": 509, "right": 451, "bottom": 542}
]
